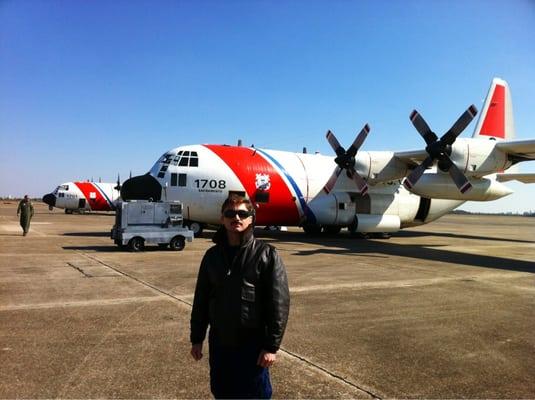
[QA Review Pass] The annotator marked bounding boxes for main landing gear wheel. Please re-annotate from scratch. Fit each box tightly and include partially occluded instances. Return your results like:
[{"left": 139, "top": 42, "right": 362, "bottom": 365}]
[
  {"left": 302, "top": 224, "right": 322, "bottom": 235},
  {"left": 322, "top": 226, "right": 342, "bottom": 235},
  {"left": 169, "top": 236, "right": 185, "bottom": 251},
  {"left": 186, "top": 221, "right": 204, "bottom": 237},
  {"left": 128, "top": 237, "right": 144, "bottom": 252}
]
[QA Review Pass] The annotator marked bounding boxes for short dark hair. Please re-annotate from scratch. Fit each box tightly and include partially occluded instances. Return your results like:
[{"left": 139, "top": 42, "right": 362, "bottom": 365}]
[{"left": 220, "top": 194, "right": 254, "bottom": 214}]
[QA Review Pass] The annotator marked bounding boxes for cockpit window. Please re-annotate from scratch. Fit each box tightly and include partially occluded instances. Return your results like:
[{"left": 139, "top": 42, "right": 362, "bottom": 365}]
[
  {"left": 190, "top": 153, "right": 198, "bottom": 167},
  {"left": 59, "top": 184, "right": 69, "bottom": 191},
  {"left": 159, "top": 152, "right": 175, "bottom": 164},
  {"left": 171, "top": 150, "right": 199, "bottom": 168}
]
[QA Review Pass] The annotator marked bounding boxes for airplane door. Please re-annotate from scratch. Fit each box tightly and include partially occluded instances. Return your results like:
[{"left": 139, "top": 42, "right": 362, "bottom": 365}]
[{"left": 78, "top": 199, "right": 86, "bottom": 209}]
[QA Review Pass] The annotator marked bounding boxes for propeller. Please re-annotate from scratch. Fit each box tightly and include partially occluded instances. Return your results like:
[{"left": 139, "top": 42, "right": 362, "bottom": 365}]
[
  {"left": 403, "top": 105, "right": 478, "bottom": 194},
  {"left": 323, "top": 124, "right": 370, "bottom": 195}
]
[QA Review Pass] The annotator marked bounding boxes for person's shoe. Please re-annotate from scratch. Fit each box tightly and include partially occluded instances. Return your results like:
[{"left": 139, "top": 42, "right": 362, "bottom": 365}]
[{"left": 23, "top": 232, "right": 27, "bottom": 236}]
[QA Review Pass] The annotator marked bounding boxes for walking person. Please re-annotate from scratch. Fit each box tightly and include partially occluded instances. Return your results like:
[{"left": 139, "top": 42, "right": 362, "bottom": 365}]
[
  {"left": 190, "top": 194, "right": 290, "bottom": 399},
  {"left": 17, "top": 195, "right": 34, "bottom": 236}
]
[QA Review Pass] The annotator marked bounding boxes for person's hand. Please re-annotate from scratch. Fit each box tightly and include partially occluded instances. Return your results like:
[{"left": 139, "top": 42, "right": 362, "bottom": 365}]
[
  {"left": 191, "top": 343, "right": 203, "bottom": 361},
  {"left": 257, "top": 350, "right": 276, "bottom": 368}
]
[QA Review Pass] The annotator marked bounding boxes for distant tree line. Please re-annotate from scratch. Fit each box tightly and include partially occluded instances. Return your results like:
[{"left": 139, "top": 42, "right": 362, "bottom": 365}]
[
  {"left": 452, "top": 209, "right": 535, "bottom": 217},
  {"left": 0, "top": 196, "right": 40, "bottom": 201}
]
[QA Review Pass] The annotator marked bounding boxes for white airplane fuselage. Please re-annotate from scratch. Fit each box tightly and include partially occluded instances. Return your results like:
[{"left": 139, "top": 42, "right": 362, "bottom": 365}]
[
  {"left": 144, "top": 144, "right": 472, "bottom": 231},
  {"left": 43, "top": 182, "right": 119, "bottom": 213},
  {"left": 120, "top": 77, "right": 532, "bottom": 234}
]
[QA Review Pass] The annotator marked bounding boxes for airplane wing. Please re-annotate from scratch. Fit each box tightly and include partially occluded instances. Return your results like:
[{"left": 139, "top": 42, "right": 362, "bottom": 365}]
[
  {"left": 496, "top": 173, "right": 535, "bottom": 183},
  {"left": 495, "top": 139, "right": 535, "bottom": 160},
  {"left": 394, "top": 139, "right": 535, "bottom": 169},
  {"left": 393, "top": 149, "right": 428, "bottom": 168}
]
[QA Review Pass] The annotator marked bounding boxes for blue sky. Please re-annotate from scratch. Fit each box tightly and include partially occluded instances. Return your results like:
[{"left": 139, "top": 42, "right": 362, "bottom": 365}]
[{"left": 1, "top": 0, "right": 534, "bottom": 212}]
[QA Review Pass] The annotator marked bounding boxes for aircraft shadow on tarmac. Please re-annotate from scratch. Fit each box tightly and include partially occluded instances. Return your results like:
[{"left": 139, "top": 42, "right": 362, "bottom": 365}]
[
  {"left": 255, "top": 230, "right": 535, "bottom": 274},
  {"left": 63, "top": 232, "right": 111, "bottom": 237},
  {"left": 395, "top": 230, "right": 534, "bottom": 244},
  {"left": 62, "top": 245, "right": 122, "bottom": 252},
  {"left": 62, "top": 245, "right": 189, "bottom": 253}
]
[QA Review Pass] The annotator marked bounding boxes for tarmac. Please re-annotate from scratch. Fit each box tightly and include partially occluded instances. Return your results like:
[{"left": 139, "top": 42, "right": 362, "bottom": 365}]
[{"left": 1, "top": 201, "right": 534, "bottom": 399}]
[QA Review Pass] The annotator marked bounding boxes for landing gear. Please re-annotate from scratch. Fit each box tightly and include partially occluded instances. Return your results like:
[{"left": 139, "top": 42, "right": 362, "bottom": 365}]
[
  {"left": 302, "top": 224, "right": 322, "bottom": 235},
  {"left": 185, "top": 221, "right": 204, "bottom": 237},
  {"left": 65, "top": 209, "right": 73, "bottom": 214},
  {"left": 302, "top": 225, "right": 342, "bottom": 235},
  {"left": 322, "top": 226, "right": 342, "bottom": 235}
]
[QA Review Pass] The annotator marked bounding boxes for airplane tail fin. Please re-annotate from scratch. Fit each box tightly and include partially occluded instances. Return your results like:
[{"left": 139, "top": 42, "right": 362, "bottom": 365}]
[{"left": 472, "top": 78, "right": 515, "bottom": 140}]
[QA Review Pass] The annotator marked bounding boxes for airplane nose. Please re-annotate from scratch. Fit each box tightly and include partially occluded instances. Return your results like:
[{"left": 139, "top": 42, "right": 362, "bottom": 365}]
[
  {"left": 121, "top": 173, "right": 162, "bottom": 201},
  {"left": 42, "top": 193, "right": 56, "bottom": 207}
]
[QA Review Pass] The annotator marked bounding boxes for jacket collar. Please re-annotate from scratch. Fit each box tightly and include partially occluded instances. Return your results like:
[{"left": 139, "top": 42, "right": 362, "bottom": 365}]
[{"left": 213, "top": 225, "right": 254, "bottom": 248}]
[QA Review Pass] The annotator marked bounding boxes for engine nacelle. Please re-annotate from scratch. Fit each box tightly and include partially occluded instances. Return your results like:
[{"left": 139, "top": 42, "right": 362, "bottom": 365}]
[
  {"left": 451, "top": 138, "right": 511, "bottom": 175},
  {"left": 407, "top": 173, "right": 513, "bottom": 201},
  {"left": 356, "top": 151, "right": 408, "bottom": 183},
  {"left": 352, "top": 214, "right": 400, "bottom": 233}
]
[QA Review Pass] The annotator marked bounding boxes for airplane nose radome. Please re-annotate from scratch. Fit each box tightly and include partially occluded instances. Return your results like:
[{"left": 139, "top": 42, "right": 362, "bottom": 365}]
[
  {"left": 42, "top": 193, "right": 56, "bottom": 207},
  {"left": 121, "top": 173, "right": 162, "bottom": 201}
]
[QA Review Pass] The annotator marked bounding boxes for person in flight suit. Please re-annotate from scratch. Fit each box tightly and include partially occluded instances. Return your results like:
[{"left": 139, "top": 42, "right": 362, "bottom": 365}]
[
  {"left": 190, "top": 194, "right": 290, "bottom": 399},
  {"left": 17, "top": 195, "right": 34, "bottom": 236}
]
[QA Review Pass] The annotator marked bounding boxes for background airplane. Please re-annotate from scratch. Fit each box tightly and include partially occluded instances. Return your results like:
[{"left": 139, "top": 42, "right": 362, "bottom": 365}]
[
  {"left": 42, "top": 181, "right": 120, "bottom": 214},
  {"left": 120, "top": 78, "right": 535, "bottom": 236}
]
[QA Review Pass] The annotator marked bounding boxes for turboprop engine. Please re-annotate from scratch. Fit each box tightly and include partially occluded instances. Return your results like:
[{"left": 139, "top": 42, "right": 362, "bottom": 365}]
[{"left": 407, "top": 174, "right": 513, "bottom": 201}]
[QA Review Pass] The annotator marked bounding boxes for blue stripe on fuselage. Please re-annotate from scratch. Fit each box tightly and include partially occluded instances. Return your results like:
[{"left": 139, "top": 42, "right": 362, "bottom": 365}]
[{"left": 255, "top": 148, "right": 316, "bottom": 224}]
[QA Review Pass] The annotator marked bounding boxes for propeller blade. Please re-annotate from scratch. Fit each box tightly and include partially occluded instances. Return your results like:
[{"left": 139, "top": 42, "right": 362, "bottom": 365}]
[
  {"left": 326, "top": 130, "right": 346, "bottom": 157},
  {"left": 322, "top": 167, "right": 342, "bottom": 194},
  {"left": 403, "top": 156, "right": 434, "bottom": 189},
  {"left": 410, "top": 110, "right": 437, "bottom": 145},
  {"left": 347, "top": 168, "right": 368, "bottom": 195},
  {"left": 346, "top": 124, "right": 370, "bottom": 158},
  {"left": 441, "top": 104, "right": 478, "bottom": 145},
  {"left": 447, "top": 160, "right": 473, "bottom": 193}
]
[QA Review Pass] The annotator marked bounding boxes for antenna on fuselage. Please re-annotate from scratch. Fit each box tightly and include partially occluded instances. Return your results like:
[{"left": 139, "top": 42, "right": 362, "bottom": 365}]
[
  {"left": 237, "top": 139, "right": 242, "bottom": 147},
  {"left": 115, "top": 173, "right": 121, "bottom": 191},
  {"left": 302, "top": 147, "right": 307, "bottom": 154}
]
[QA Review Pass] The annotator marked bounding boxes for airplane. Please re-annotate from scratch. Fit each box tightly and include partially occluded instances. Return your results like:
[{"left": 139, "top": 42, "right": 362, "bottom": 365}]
[
  {"left": 42, "top": 181, "right": 120, "bottom": 213},
  {"left": 120, "top": 78, "right": 535, "bottom": 236}
]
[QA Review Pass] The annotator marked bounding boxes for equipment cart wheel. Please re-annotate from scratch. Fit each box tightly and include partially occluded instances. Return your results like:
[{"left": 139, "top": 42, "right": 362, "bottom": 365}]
[
  {"left": 128, "top": 237, "right": 144, "bottom": 252},
  {"left": 169, "top": 235, "right": 186, "bottom": 251}
]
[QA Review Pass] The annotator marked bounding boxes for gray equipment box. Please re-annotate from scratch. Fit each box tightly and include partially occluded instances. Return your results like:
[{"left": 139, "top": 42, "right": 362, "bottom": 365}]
[{"left": 111, "top": 200, "right": 194, "bottom": 251}]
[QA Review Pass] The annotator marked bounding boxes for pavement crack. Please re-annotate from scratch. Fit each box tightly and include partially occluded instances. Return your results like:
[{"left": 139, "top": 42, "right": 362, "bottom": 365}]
[
  {"left": 279, "top": 348, "right": 382, "bottom": 399},
  {"left": 67, "top": 262, "right": 93, "bottom": 277},
  {"left": 79, "top": 253, "right": 193, "bottom": 308}
]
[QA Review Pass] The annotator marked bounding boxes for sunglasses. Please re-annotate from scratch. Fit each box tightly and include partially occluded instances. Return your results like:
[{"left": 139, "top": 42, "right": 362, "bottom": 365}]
[{"left": 223, "top": 209, "right": 253, "bottom": 219}]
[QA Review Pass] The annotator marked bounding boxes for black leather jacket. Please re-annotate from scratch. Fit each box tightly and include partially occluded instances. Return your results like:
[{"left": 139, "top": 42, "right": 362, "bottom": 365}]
[{"left": 190, "top": 227, "right": 290, "bottom": 353}]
